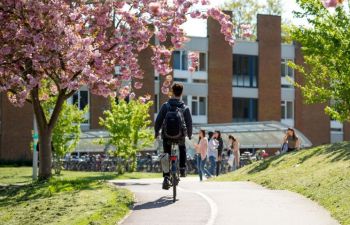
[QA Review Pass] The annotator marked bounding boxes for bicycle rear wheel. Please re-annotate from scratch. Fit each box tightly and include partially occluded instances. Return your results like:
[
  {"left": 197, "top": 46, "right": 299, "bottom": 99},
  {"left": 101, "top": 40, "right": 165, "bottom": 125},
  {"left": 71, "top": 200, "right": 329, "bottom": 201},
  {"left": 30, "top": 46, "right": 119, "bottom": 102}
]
[{"left": 172, "top": 172, "right": 177, "bottom": 202}]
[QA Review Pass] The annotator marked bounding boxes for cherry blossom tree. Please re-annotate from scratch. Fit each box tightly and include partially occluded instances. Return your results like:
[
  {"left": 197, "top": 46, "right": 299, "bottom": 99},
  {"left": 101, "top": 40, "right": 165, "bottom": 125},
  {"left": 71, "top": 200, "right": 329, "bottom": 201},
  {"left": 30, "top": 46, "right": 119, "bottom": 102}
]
[{"left": 0, "top": 0, "right": 234, "bottom": 179}]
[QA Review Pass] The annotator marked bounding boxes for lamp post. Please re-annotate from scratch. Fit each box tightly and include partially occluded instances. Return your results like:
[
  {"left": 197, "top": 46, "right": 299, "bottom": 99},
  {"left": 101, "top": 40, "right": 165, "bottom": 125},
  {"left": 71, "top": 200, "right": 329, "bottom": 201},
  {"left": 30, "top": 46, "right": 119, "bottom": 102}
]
[{"left": 32, "top": 117, "right": 38, "bottom": 180}]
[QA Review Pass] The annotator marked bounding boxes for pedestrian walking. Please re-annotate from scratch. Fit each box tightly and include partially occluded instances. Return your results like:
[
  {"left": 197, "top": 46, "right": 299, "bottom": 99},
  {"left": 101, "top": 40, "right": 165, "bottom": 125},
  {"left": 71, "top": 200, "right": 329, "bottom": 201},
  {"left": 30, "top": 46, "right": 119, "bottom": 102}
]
[
  {"left": 215, "top": 130, "right": 223, "bottom": 176},
  {"left": 194, "top": 130, "right": 211, "bottom": 181},
  {"left": 208, "top": 131, "right": 218, "bottom": 176},
  {"left": 229, "top": 135, "right": 240, "bottom": 170},
  {"left": 283, "top": 128, "right": 301, "bottom": 152}
]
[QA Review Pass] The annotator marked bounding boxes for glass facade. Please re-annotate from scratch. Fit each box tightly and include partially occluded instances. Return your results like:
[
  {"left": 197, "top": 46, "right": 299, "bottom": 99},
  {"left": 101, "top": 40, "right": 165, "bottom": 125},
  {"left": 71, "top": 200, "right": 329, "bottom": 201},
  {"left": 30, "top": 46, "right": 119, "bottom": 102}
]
[
  {"left": 281, "top": 101, "right": 294, "bottom": 119},
  {"left": 192, "top": 96, "right": 207, "bottom": 116},
  {"left": 233, "top": 54, "right": 258, "bottom": 88},
  {"left": 173, "top": 51, "right": 207, "bottom": 72},
  {"left": 281, "top": 59, "right": 294, "bottom": 77},
  {"left": 233, "top": 98, "right": 258, "bottom": 122}
]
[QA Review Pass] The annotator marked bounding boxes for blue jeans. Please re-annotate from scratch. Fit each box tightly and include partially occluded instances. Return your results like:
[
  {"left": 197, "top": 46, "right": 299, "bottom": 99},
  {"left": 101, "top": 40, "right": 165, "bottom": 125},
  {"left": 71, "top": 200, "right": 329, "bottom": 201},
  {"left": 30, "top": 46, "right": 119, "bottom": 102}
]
[
  {"left": 197, "top": 155, "right": 211, "bottom": 181},
  {"left": 209, "top": 156, "right": 216, "bottom": 176}
]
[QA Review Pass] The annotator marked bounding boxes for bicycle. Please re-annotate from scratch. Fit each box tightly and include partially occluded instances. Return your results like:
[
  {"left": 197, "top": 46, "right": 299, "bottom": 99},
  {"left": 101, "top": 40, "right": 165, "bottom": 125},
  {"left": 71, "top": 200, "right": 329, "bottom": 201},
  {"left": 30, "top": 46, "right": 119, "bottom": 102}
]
[{"left": 169, "top": 143, "right": 180, "bottom": 203}]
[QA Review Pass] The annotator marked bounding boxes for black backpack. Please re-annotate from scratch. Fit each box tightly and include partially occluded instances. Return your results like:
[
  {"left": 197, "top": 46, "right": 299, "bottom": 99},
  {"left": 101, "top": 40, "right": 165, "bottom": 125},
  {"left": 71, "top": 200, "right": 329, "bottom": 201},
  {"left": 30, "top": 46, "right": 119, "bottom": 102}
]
[{"left": 162, "top": 102, "right": 187, "bottom": 141}]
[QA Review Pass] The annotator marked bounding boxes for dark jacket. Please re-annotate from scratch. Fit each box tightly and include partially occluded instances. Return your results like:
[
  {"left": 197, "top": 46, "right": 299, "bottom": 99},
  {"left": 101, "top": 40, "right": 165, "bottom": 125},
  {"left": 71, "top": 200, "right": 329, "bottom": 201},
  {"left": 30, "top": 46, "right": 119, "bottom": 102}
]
[
  {"left": 217, "top": 138, "right": 224, "bottom": 152},
  {"left": 155, "top": 98, "right": 193, "bottom": 139}
]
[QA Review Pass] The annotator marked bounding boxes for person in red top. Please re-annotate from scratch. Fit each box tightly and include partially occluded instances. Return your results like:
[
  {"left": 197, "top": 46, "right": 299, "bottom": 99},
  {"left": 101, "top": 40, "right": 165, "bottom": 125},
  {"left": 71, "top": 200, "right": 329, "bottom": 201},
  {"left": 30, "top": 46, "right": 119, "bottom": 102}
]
[{"left": 261, "top": 150, "right": 269, "bottom": 159}]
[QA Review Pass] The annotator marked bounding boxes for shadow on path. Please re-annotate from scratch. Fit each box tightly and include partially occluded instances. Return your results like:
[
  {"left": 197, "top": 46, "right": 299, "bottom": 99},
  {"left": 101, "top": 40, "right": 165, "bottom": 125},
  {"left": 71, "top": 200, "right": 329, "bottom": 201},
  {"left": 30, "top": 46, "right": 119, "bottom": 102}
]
[
  {"left": 133, "top": 196, "right": 174, "bottom": 210},
  {"left": 112, "top": 182, "right": 150, "bottom": 187}
]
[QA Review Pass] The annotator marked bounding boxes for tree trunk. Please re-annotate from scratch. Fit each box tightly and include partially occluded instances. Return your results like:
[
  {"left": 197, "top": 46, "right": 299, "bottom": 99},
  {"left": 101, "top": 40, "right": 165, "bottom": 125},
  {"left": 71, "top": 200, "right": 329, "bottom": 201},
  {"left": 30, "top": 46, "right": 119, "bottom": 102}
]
[
  {"left": 32, "top": 88, "right": 66, "bottom": 180},
  {"left": 38, "top": 128, "right": 53, "bottom": 180}
]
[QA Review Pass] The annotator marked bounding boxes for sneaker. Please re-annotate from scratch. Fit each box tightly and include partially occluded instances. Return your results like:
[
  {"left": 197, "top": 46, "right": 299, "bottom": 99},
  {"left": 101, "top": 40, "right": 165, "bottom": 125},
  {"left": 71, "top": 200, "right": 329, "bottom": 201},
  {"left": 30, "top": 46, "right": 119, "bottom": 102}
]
[
  {"left": 180, "top": 168, "right": 186, "bottom": 177},
  {"left": 162, "top": 177, "right": 170, "bottom": 190}
]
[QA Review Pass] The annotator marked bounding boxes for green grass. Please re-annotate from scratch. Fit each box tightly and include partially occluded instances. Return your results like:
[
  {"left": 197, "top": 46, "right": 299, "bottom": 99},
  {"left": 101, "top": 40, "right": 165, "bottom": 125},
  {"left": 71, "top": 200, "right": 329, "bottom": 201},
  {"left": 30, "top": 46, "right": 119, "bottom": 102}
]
[
  {"left": 0, "top": 168, "right": 161, "bottom": 225},
  {"left": 214, "top": 142, "right": 350, "bottom": 225}
]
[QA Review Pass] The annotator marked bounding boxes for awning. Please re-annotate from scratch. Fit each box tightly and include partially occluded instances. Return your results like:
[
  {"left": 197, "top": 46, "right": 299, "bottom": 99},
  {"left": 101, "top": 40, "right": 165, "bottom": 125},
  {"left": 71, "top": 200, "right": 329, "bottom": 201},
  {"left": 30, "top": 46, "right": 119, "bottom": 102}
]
[
  {"left": 189, "top": 121, "right": 312, "bottom": 149},
  {"left": 74, "top": 130, "right": 110, "bottom": 153},
  {"left": 74, "top": 121, "right": 312, "bottom": 153},
  {"left": 74, "top": 130, "right": 159, "bottom": 153}
]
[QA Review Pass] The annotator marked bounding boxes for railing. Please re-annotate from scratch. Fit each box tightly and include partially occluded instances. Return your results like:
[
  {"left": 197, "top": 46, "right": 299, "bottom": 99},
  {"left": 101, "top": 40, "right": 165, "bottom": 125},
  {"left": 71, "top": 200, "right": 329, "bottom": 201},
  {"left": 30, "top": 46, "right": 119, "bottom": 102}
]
[{"left": 61, "top": 151, "right": 260, "bottom": 174}]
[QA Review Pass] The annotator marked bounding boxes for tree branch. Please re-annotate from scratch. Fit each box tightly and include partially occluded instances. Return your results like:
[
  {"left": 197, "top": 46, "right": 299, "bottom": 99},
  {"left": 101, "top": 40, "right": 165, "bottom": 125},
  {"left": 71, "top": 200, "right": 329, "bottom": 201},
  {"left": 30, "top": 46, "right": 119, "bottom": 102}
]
[
  {"left": 48, "top": 90, "right": 66, "bottom": 132},
  {"left": 31, "top": 87, "right": 48, "bottom": 133}
]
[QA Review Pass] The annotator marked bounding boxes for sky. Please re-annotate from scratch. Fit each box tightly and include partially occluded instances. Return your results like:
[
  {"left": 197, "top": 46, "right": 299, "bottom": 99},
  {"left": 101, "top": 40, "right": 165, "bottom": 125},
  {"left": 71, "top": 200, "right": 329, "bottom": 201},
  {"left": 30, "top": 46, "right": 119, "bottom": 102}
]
[{"left": 183, "top": 0, "right": 304, "bottom": 37}]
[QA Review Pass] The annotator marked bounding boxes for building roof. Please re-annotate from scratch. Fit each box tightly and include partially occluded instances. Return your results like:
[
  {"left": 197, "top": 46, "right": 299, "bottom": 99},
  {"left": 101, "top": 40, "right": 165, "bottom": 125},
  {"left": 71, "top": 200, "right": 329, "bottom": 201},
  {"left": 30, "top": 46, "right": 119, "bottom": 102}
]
[{"left": 74, "top": 121, "right": 312, "bottom": 153}]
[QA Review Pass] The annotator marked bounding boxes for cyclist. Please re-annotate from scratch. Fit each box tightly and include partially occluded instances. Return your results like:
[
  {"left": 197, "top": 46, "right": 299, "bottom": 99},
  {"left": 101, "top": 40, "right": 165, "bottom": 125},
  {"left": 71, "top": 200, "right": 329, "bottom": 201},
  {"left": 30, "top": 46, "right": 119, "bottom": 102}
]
[{"left": 155, "top": 83, "right": 193, "bottom": 190}]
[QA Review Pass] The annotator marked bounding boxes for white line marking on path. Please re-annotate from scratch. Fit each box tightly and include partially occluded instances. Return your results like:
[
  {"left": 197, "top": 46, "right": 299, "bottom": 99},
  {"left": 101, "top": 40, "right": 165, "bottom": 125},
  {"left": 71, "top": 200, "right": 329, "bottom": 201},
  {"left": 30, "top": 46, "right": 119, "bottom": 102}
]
[{"left": 178, "top": 186, "right": 218, "bottom": 225}]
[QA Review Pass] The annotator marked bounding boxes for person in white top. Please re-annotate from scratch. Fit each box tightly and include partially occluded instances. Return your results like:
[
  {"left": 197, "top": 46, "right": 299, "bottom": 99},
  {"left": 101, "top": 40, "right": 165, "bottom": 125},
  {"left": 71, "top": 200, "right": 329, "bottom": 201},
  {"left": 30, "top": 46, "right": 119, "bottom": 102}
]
[
  {"left": 194, "top": 130, "right": 211, "bottom": 181},
  {"left": 207, "top": 132, "right": 218, "bottom": 176},
  {"left": 229, "top": 135, "right": 240, "bottom": 170}
]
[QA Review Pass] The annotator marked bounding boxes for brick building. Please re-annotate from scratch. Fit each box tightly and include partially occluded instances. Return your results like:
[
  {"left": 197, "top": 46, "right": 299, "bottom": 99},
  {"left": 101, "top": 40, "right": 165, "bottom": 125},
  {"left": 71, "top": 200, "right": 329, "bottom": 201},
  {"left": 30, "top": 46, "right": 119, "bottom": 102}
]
[{"left": 0, "top": 14, "right": 347, "bottom": 162}]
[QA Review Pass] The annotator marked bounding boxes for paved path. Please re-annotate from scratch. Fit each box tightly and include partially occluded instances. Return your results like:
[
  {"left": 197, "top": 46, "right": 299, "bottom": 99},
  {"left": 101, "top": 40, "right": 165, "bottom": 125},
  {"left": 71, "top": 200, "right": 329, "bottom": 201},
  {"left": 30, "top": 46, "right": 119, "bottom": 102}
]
[{"left": 111, "top": 177, "right": 339, "bottom": 225}]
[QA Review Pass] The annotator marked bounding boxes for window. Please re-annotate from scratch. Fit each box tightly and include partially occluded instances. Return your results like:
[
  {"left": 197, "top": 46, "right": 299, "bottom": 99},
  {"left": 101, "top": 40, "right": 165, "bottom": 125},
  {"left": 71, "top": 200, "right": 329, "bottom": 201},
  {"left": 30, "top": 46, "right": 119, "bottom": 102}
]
[
  {"left": 173, "top": 51, "right": 181, "bottom": 70},
  {"left": 71, "top": 90, "right": 89, "bottom": 124},
  {"left": 182, "top": 96, "right": 188, "bottom": 105},
  {"left": 191, "top": 96, "right": 207, "bottom": 116},
  {"left": 331, "top": 128, "right": 342, "bottom": 132},
  {"left": 193, "top": 79, "right": 207, "bottom": 84},
  {"left": 198, "top": 52, "right": 207, "bottom": 71},
  {"left": 281, "top": 101, "right": 294, "bottom": 119},
  {"left": 233, "top": 98, "right": 258, "bottom": 122},
  {"left": 172, "top": 51, "right": 207, "bottom": 72},
  {"left": 73, "top": 90, "right": 89, "bottom": 110},
  {"left": 174, "top": 78, "right": 188, "bottom": 82},
  {"left": 281, "top": 59, "right": 294, "bottom": 77},
  {"left": 233, "top": 55, "right": 258, "bottom": 88},
  {"left": 181, "top": 51, "right": 188, "bottom": 70}
]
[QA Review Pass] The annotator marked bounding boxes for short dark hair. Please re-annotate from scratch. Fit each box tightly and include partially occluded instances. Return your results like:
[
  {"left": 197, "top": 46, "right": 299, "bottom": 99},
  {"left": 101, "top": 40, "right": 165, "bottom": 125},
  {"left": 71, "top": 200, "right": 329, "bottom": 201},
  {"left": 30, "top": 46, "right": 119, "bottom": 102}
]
[
  {"left": 172, "top": 83, "right": 183, "bottom": 97},
  {"left": 208, "top": 131, "right": 214, "bottom": 140}
]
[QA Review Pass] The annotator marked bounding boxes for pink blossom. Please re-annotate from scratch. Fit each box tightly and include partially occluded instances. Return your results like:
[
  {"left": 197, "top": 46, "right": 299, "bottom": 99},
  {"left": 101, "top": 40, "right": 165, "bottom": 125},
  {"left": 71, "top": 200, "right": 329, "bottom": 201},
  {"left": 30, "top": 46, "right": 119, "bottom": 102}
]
[
  {"left": 134, "top": 82, "right": 143, "bottom": 89},
  {"left": 129, "top": 92, "right": 136, "bottom": 99},
  {"left": 149, "top": 2, "right": 161, "bottom": 16},
  {"left": 165, "top": 75, "right": 173, "bottom": 82},
  {"left": 0, "top": 0, "right": 234, "bottom": 107},
  {"left": 322, "top": 0, "right": 340, "bottom": 7},
  {"left": 161, "top": 86, "right": 169, "bottom": 95},
  {"left": 188, "top": 67, "right": 195, "bottom": 73},
  {"left": 163, "top": 80, "right": 171, "bottom": 87}
]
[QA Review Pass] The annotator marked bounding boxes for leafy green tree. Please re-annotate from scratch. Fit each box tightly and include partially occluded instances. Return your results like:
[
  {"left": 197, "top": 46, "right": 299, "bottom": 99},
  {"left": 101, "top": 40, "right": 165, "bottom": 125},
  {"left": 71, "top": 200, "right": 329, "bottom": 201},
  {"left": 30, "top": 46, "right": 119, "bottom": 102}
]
[
  {"left": 290, "top": 0, "right": 350, "bottom": 121},
  {"left": 281, "top": 22, "right": 293, "bottom": 44},
  {"left": 99, "top": 97, "right": 154, "bottom": 172},
  {"left": 223, "top": 0, "right": 282, "bottom": 40},
  {"left": 43, "top": 98, "right": 87, "bottom": 175}
]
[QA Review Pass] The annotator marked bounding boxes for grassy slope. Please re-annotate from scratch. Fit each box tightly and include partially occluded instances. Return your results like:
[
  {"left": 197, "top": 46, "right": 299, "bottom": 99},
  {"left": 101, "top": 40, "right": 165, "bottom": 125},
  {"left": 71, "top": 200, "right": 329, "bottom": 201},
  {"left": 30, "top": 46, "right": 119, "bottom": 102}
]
[
  {"left": 0, "top": 169, "right": 161, "bottom": 225},
  {"left": 214, "top": 142, "right": 350, "bottom": 225}
]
